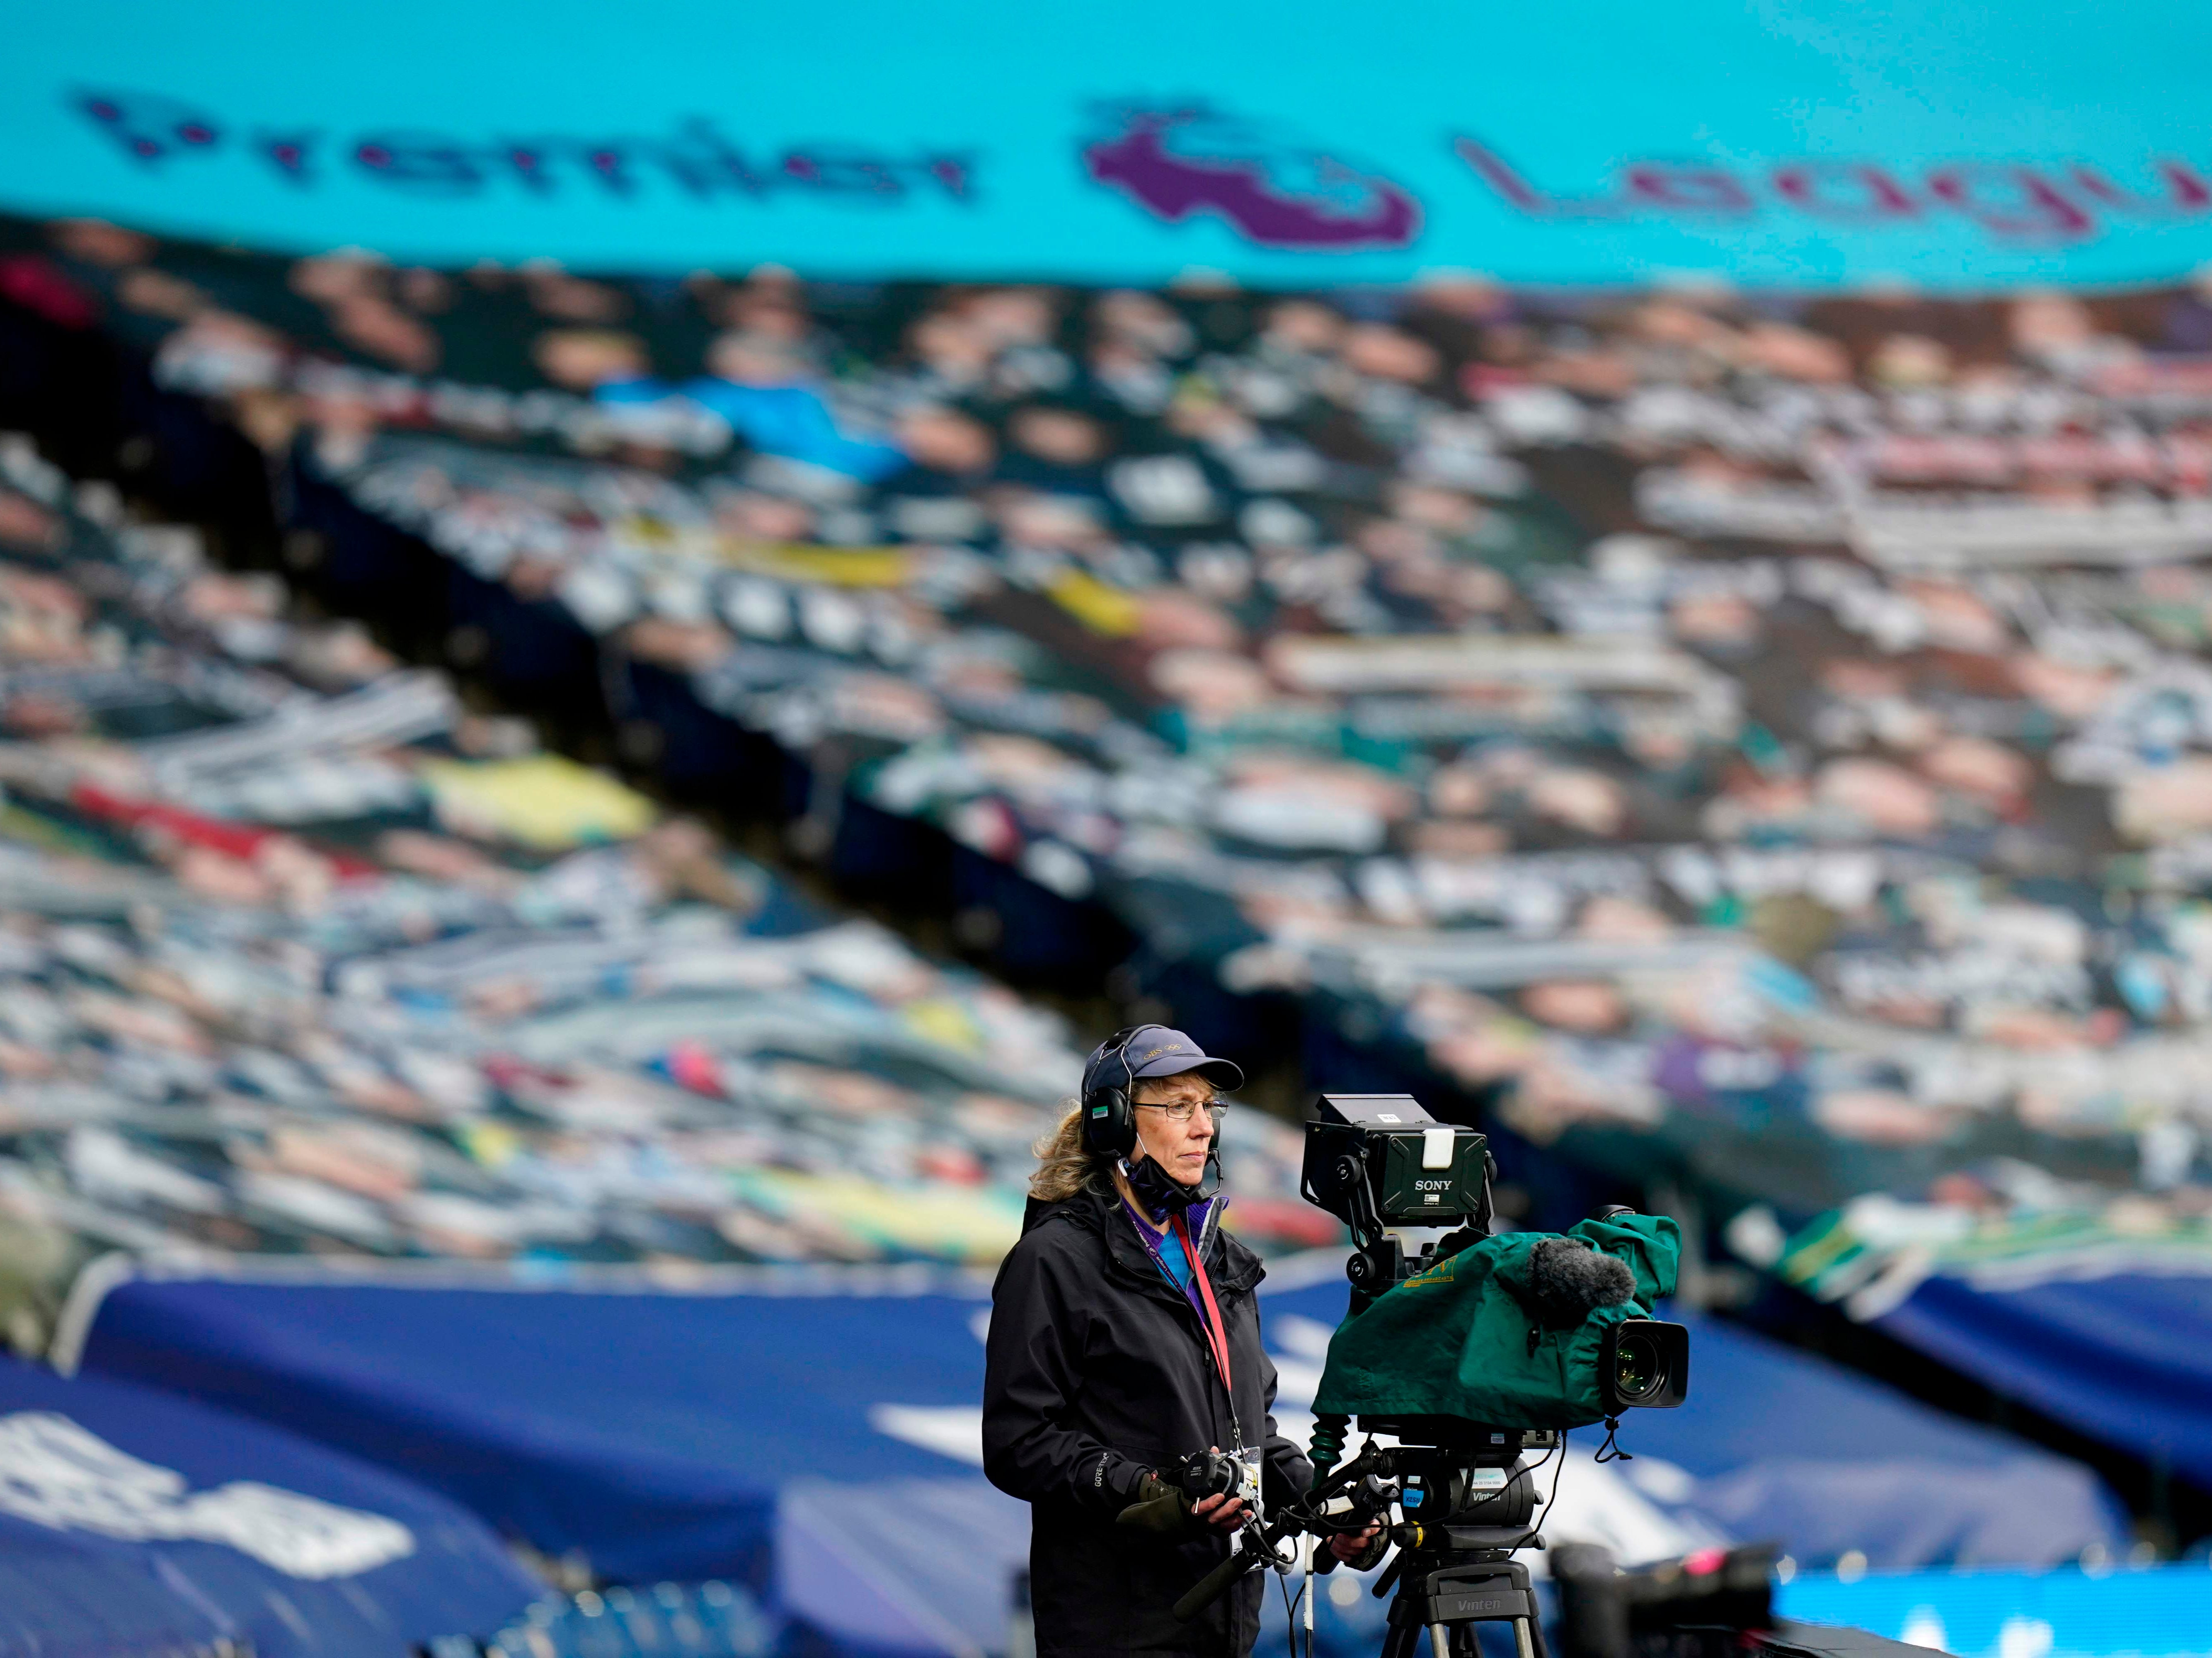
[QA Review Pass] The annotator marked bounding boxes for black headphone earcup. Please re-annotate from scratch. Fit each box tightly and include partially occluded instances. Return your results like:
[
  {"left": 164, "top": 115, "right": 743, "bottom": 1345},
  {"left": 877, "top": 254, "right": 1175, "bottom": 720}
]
[
  {"left": 1078, "top": 1025, "right": 1146, "bottom": 1161},
  {"left": 1081, "top": 1087, "right": 1134, "bottom": 1159}
]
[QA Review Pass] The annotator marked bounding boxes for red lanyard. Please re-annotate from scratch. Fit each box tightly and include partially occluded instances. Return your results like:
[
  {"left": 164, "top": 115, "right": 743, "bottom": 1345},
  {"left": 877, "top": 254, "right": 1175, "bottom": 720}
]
[{"left": 1172, "top": 1213, "right": 1233, "bottom": 1396}]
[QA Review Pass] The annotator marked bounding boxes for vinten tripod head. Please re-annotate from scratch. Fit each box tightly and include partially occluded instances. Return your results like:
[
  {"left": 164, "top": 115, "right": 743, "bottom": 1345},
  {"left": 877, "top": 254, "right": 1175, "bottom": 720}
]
[{"left": 1343, "top": 1418, "right": 1558, "bottom": 1658}]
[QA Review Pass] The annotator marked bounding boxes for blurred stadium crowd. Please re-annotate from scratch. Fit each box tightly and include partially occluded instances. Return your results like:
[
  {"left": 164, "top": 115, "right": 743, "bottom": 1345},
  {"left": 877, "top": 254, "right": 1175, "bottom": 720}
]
[
  {"left": 0, "top": 425, "right": 1314, "bottom": 1344},
  {"left": 4, "top": 213, "right": 2212, "bottom": 1348}
]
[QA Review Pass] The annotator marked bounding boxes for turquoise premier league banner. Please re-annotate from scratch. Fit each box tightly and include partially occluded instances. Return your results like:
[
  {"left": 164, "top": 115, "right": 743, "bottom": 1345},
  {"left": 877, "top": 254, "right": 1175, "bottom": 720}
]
[{"left": 5, "top": 0, "right": 2212, "bottom": 286}]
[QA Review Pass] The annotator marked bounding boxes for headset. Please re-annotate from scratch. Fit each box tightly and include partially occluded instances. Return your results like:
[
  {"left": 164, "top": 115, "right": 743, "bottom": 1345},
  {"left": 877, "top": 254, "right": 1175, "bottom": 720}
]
[
  {"left": 1082, "top": 1025, "right": 1220, "bottom": 1217},
  {"left": 1081, "top": 1025, "right": 1145, "bottom": 1159}
]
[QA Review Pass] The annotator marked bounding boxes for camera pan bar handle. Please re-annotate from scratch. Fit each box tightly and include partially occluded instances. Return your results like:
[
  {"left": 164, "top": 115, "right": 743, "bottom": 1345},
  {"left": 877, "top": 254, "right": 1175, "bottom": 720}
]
[
  {"left": 1169, "top": 1499, "right": 1377, "bottom": 1623},
  {"left": 1170, "top": 1533, "right": 1275, "bottom": 1622},
  {"left": 1170, "top": 1449, "right": 1393, "bottom": 1622}
]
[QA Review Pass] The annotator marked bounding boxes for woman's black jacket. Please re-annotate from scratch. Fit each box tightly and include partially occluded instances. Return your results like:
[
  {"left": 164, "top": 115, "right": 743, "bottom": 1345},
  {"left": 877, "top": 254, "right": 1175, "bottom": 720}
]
[{"left": 982, "top": 1185, "right": 1313, "bottom": 1657}]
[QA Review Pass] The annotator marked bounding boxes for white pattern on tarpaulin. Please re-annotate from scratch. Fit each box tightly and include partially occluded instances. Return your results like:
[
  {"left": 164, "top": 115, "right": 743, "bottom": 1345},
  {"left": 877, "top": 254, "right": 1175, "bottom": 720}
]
[{"left": 0, "top": 1411, "right": 415, "bottom": 1578}]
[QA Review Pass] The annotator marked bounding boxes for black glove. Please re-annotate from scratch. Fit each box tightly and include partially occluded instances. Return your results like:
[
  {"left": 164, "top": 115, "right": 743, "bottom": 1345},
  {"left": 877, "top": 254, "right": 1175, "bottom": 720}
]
[
  {"left": 1115, "top": 1471, "right": 1197, "bottom": 1535},
  {"left": 1335, "top": 1528, "right": 1390, "bottom": 1571}
]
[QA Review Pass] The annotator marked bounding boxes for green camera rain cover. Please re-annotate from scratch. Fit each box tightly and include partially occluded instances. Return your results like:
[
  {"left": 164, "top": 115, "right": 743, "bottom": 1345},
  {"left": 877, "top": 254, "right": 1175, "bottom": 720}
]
[{"left": 1311, "top": 1214, "right": 1680, "bottom": 1429}]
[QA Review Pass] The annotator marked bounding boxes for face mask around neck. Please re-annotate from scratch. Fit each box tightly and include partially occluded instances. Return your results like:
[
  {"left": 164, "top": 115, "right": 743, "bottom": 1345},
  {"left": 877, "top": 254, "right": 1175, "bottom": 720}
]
[{"left": 1122, "top": 1122, "right": 1219, "bottom": 1221}]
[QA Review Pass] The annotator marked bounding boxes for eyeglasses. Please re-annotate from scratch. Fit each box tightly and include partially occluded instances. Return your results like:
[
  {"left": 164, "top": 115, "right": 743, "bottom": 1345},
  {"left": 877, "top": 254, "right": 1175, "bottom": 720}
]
[{"left": 1135, "top": 1100, "right": 1225, "bottom": 1123}]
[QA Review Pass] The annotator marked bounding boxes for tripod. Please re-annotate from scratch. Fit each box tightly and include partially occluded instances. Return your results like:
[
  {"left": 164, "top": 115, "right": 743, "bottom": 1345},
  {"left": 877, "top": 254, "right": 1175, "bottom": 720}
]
[
  {"left": 1350, "top": 1414, "right": 1552, "bottom": 1658},
  {"left": 1378, "top": 1544, "right": 1544, "bottom": 1658}
]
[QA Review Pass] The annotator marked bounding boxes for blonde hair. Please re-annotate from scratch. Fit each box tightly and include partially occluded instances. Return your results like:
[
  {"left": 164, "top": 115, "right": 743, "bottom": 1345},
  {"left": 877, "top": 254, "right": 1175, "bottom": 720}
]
[{"left": 1028, "top": 1100, "right": 1111, "bottom": 1203}]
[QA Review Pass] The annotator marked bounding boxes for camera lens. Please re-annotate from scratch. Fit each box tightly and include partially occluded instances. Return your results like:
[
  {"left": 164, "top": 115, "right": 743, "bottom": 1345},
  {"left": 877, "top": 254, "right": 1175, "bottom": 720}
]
[{"left": 1614, "top": 1332, "right": 1663, "bottom": 1402}]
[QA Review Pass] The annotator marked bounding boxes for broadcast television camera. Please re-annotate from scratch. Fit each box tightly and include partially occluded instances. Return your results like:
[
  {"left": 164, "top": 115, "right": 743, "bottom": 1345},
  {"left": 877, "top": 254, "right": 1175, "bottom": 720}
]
[
  {"left": 1176, "top": 1094, "right": 1915, "bottom": 1658},
  {"left": 1175, "top": 1093, "right": 1691, "bottom": 1658},
  {"left": 1303, "top": 1093, "right": 1688, "bottom": 1421}
]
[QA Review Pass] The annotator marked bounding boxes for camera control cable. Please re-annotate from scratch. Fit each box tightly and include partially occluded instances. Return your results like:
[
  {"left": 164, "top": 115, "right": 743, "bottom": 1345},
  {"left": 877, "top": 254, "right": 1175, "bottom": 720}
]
[
  {"left": 1527, "top": 1435, "right": 1568, "bottom": 1538},
  {"left": 1268, "top": 1527, "right": 1318, "bottom": 1658}
]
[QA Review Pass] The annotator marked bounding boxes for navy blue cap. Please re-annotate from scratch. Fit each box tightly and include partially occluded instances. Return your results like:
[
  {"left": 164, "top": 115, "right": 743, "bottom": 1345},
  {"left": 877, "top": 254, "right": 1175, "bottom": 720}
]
[{"left": 1083, "top": 1025, "right": 1244, "bottom": 1095}]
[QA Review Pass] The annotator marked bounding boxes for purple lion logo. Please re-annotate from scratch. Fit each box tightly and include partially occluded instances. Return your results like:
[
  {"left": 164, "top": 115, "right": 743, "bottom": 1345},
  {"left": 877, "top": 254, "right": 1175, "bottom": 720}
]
[{"left": 1082, "top": 104, "right": 1422, "bottom": 251}]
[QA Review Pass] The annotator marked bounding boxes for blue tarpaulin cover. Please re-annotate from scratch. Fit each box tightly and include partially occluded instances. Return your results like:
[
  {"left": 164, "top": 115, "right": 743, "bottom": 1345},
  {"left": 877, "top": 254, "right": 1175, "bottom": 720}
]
[
  {"left": 777, "top": 1478, "right": 1028, "bottom": 1658},
  {"left": 1546, "top": 1306, "right": 2127, "bottom": 1571},
  {"left": 72, "top": 1264, "right": 995, "bottom": 1586},
  {"left": 0, "top": 1353, "right": 537, "bottom": 1658},
  {"left": 69, "top": 1254, "right": 2127, "bottom": 1657},
  {"left": 1879, "top": 1271, "right": 2212, "bottom": 1491}
]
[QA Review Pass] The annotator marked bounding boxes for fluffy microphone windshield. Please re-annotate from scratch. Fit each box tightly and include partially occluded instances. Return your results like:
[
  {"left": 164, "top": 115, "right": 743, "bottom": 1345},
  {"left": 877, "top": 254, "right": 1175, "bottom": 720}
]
[{"left": 1527, "top": 1236, "right": 1637, "bottom": 1324}]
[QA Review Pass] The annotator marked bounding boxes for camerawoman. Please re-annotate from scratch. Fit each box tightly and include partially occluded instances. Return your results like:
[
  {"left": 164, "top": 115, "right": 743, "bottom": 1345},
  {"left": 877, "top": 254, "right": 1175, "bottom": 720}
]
[{"left": 982, "top": 1028, "right": 1380, "bottom": 1658}]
